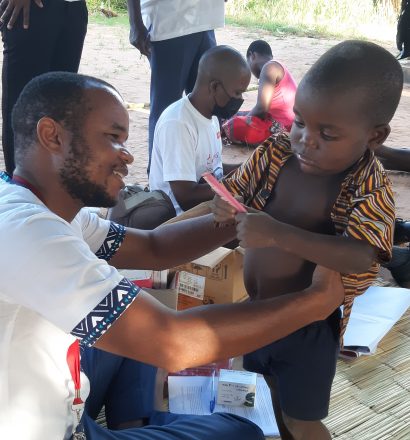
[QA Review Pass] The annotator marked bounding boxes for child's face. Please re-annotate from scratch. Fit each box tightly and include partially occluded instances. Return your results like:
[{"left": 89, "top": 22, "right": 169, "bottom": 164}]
[{"left": 290, "top": 84, "right": 389, "bottom": 176}]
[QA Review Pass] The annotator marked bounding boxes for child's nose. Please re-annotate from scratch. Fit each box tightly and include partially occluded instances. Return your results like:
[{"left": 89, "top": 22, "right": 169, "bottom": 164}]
[{"left": 301, "top": 130, "right": 318, "bottom": 150}]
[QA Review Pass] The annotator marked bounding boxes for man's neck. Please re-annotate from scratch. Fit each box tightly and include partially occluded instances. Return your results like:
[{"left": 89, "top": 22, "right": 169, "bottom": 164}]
[
  {"left": 188, "top": 90, "right": 213, "bottom": 119},
  {"left": 13, "top": 166, "right": 82, "bottom": 223}
]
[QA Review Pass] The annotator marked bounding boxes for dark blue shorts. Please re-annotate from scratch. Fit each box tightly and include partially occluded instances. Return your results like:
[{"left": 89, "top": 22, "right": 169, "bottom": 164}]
[{"left": 243, "top": 308, "right": 341, "bottom": 421}]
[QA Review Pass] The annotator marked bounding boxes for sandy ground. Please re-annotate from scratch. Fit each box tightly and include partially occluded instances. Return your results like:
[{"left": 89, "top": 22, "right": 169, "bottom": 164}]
[{"left": 0, "top": 21, "right": 409, "bottom": 216}]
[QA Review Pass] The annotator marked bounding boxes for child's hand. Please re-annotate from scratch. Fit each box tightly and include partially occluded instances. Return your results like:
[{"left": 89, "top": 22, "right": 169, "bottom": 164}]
[
  {"left": 310, "top": 266, "right": 344, "bottom": 309},
  {"left": 211, "top": 194, "right": 243, "bottom": 224},
  {"left": 235, "top": 209, "right": 278, "bottom": 248}
]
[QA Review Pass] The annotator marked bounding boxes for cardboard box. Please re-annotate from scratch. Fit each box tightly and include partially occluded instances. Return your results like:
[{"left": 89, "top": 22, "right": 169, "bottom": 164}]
[
  {"left": 216, "top": 369, "right": 257, "bottom": 407},
  {"left": 173, "top": 247, "right": 248, "bottom": 310},
  {"left": 144, "top": 287, "right": 179, "bottom": 310}
]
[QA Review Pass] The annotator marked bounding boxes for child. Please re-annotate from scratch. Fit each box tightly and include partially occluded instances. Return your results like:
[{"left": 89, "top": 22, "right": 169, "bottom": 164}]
[
  {"left": 214, "top": 40, "right": 402, "bottom": 440},
  {"left": 222, "top": 39, "right": 297, "bottom": 146}
]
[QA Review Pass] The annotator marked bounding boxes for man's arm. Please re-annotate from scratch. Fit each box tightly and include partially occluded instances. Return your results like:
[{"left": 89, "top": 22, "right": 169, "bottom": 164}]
[
  {"left": 170, "top": 180, "right": 215, "bottom": 212},
  {"left": 127, "top": 0, "right": 151, "bottom": 57},
  {"left": 248, "top": 62, "right": 283, "bottom": 120},
  {"left": 0, "top": 0, "right": 43, "bottom": 29},
  {"left": 376, "top": 144, "right": 410, "bottom": 172},
  {"left": 109, "top": 213, "right": 235, "bottom": 270},
  {"left": 170, "top": 163, "right": 241, "bottom": 210},
  {"left": 95, "top": 266, "right": 344, "bottom": 371}
]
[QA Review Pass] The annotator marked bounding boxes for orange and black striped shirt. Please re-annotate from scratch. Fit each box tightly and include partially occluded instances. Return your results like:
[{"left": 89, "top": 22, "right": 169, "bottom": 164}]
[{"left": 223, "top": 133, "right": 395, "bottom": 341}]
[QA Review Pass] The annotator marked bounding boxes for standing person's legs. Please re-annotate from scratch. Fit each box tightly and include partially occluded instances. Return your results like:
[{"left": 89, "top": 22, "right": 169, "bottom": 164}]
[
  {"left": 1, "top": 0, "right": 61, "bottom": 173},
  {"left": 50, "top": 0, "right": 88, "bottom": 72},
  {"left": 147, "top": 31, "right": 215, "bottom": 174},
  {"left": 1, "top": 0, "right": 86, "bottom": 174},
  {"left": 185, "top": 30, "right": 216, "bottom": 94}
]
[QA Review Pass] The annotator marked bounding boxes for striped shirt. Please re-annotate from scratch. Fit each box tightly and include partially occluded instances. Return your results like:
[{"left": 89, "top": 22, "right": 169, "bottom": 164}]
[{"left": 223, "top": 133, "right": 395, "bottom": 341}]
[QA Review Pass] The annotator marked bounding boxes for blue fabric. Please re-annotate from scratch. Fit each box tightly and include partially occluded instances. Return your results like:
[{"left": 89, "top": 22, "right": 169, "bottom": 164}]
[
  {"left": 147, "top": 30, "right": 216, "bottom": 174},
  {"left": 73, "top": 278, "right": 140, "bottom": 347},
  {"left": 95, "top": 222, "right": 126, "bottom": 261},
  {"left": 81, "top": 347, "right": 264, "bottom": 439}
]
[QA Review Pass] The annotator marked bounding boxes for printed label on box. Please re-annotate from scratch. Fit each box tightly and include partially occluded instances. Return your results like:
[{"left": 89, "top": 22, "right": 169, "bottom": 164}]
[{"left": 177, "top": 271, "right": 206, "bottom": 300}]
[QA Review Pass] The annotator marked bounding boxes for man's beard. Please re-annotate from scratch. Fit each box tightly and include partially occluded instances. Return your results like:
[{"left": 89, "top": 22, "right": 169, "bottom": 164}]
[{"left": 59, "top": 138, "right": 117, "bottom": 208}]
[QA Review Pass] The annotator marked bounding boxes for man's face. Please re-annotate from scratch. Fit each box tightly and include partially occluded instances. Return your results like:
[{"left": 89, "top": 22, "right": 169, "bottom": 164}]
[
  {"left": 212, "top": 69, "right": 251, "bottom": 109},
  {"left": 289, "top": 84, "right": 379, "bottom": 176},
  {"left": 59, "top": 88, "right": 133, "bottom": 207}
]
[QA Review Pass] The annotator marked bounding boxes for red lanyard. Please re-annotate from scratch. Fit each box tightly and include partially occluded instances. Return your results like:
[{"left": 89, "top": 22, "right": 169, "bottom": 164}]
[
  {"left": 11, "top": 174, "right": 46, "bottom": 204},
  {"left": 66, "top": 340, "right": 84, "bottom": 408}
]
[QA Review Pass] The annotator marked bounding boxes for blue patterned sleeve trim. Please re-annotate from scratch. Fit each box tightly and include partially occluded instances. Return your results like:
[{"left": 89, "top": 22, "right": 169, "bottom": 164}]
[
  {"left": 71, "top": 277, "right": 140, "bottom": 347},
  {"left": 95, "top": 222, "right": 126, "bottom": 261}
]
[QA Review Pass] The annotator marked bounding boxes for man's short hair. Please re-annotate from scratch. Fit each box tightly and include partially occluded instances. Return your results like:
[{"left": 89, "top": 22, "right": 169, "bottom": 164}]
[
  {"left": 246, "top": 40, "right": 273, "bottom": 58},
  {"left": 12, "top": 71, "right": 115, "bottom": 162},
  {"left": 301, "top": 40, "right": 403, "bottom": 124}
]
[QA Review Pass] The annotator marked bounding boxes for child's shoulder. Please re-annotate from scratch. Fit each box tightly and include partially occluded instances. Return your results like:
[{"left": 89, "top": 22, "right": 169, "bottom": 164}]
[{"left": 352, "top": 152, "right": 392, "bottom": 194}]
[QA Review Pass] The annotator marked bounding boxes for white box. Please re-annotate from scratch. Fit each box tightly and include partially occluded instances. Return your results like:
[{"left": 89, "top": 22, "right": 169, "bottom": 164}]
[{"left": 216, "top": 369, "right": 257, "bottom": 407}]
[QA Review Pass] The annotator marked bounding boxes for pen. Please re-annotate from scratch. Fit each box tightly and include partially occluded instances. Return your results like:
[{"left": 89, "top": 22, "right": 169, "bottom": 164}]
[{"left": 209, "top": 369, "right": 216, "bottom": 413}]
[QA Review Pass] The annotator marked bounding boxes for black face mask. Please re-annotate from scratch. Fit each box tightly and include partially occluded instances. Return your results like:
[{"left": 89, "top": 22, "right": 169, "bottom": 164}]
[{"left": 212, "top": 82, "right": 244, "bottom": 119}]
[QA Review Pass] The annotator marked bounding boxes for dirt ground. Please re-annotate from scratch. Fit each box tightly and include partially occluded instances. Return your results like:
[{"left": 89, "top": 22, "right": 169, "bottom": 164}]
[{"left": 1, "top": 22, "right": 409, "bottom": 216}]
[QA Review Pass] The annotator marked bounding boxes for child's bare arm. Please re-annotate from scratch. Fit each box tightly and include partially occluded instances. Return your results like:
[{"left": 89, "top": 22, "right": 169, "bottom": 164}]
[{"left": 235, "top": 210, "right": 377, "bottom": 274}]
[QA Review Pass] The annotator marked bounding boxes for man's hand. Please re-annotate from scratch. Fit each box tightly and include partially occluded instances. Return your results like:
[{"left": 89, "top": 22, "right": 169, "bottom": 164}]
[
  {"left": 235, "top": 208, "right": 279, "bottom": 248},
  {"left": 211, "top": 194, "right": 243, "bottom": 224},
  {"left": 129, "top": 21, "right": 151, "bottom": 58},
  {"left": 0, "top": 0, "right": 43, "bottom": 30},
  {"left": 309, "top": 265, "right": 344, "bottom": 309}
]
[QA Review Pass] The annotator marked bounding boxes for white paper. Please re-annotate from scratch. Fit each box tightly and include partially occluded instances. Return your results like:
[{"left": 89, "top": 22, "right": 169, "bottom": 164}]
[
  {"left": 168, "top": 375, "right": 279, "bottom": 436},
  {"left": 343, "top": 286, "right": 410, "bottom": 355}
]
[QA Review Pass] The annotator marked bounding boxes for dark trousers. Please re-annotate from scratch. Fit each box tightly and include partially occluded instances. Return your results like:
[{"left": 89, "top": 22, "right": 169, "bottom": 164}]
[
  {"left": 1, "top": 0, "right": 88, "bottom": 173},
  {"left": 147, "top": 30, "right": 216, "bottom": 174},
  {"left": 80, "top": 347, "right": 265, "bottom": 440}
]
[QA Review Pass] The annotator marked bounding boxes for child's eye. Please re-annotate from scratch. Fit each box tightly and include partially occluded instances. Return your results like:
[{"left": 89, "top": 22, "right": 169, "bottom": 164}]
[
  {"left": 321, "top": 131, "right": 338, "bottom": 141},
  {"left": 293, "top": 120, "right": 305, "bottom": 128}
]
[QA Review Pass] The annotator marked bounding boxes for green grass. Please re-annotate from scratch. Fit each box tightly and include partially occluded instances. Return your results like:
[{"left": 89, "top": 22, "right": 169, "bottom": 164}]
[
  {"left": 89, "top": 12, "right": 128, "bottom": 27},
  {"left": 225, "top": 0, "right": 398, "bottom": 41},
  {"left": 88, "top": 0, "right": 399, "bottom": 42}
]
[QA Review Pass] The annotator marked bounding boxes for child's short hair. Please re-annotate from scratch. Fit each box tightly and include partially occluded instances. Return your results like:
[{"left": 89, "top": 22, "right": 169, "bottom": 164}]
[
  {"left": 246, "top": 40, "right": 273, "bottom": 58},
  {"left": 301, "top": 40, "right": 403, "bottom": 124}
]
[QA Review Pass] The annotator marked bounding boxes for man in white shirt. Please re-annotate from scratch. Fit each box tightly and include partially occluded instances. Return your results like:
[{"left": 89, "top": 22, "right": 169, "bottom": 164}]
[
  {"left": 0, "top": 71, "right": 343, "bottom": 439},
  {"left": 149, "top": 45, "right": 250, "bottom": 215},
  {"left": 127, "top": 0, "right": 225, "bottom": 173},
  {"left": 0, "top": 0, "right": 88, "bottom": 174}
]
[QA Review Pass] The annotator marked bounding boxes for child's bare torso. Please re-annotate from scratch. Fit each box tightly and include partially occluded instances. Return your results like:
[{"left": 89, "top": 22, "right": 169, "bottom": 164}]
[{"left": 244, "top": 156, "right": 347, "bottom": 300}]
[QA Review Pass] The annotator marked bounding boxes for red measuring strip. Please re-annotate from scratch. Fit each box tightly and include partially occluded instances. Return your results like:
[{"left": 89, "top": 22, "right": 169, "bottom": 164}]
[{"left": 202, "top": 172, "right": 246, "bottom": 213}]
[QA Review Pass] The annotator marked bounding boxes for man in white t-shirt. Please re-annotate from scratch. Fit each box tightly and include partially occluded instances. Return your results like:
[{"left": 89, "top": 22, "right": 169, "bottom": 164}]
[
  {"left": 127, "top": 0, "right": 225, "bottom": 173},
  {"left": 0, "top": 0, "right": 88, "bottom": 174},
  {"left": 149, "top": 46, "right": 250, "bottom": 215},
  {"left": 0, "top": 71, "right": 343, "bottom": 439}
]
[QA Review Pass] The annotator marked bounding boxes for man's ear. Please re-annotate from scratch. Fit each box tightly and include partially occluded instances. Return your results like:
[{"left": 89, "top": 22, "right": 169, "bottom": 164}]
[
  {"left": 36, "top": 117, "right": 67, "bottom": 154},
  {"left": 367, "top": 124, "right": 391, "bottom": 152},
  {"left": 209, "top": 79, "right": 219, "bottom": 95}
]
